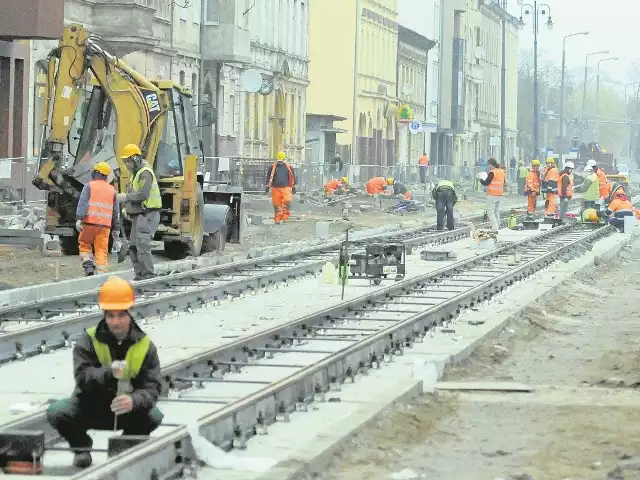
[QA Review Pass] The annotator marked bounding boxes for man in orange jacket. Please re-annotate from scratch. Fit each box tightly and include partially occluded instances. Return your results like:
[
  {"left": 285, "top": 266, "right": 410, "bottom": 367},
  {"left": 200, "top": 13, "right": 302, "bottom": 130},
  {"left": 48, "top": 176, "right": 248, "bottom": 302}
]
[
  {"left": 541, "top": 157, "right": 559, "bottom": 218},
  {"left": 324, "top": 177, "right": 348, "bottom": 197},
  {"left": 75, "top": 162, "right": 120, "bottom": 276},
  {"left": 265, "top": 151, "right": 296, "bottom": 224},
  {"left": 606, "top": 185, "right": 634, "bottom": 231},
  {"left": 524, "top": 159, "right": 541, "bottom": 215},
  {"left": 366, "top": 176, "right": 390, "bottom": 195}
]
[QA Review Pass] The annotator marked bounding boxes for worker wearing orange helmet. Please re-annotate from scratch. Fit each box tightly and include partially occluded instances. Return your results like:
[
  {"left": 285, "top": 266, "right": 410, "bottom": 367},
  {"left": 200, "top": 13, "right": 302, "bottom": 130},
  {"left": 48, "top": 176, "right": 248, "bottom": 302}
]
[
  {"left": 46, "top": 277, "right": 163, "bottom": 469},
  {"left": 541, "top": 157, "right": 559, "bottom": 218},
  {"left": 75, "top": 162, "right": 120, "bottom": 276},
  {"left": 265, "top": 151, "right": 296, "bottom": 224},
  {"left": 524, "top": 159, "right": 541, "bottom": 216},
  {"left": 606, "top": 184, "right": 634, "bottom": 231}
]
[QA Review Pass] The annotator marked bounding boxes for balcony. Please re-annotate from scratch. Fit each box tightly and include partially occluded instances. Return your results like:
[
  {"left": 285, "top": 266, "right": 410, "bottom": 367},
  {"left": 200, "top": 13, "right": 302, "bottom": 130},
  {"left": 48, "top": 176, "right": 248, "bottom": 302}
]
[
  {"left": 202, "top": 24, "right": 251, "bottom": 63},
  {"left": 0, "top": 0, "right": 64, "bottom": 40},
  {"left": 90, "top": 1, "right": 157, "bottom": 55}
]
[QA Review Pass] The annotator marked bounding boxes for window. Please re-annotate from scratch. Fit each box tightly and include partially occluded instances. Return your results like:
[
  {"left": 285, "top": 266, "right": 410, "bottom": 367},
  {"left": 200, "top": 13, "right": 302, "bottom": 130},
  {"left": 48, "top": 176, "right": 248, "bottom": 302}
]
[
  {"left": 245, "top": 94, "right": 252, "bottom": 140},
  {"left": 205, "top": 0, "right": 220, "bottom": 23},
  {"left": 182, "top": 94, "right": 202, "bottom": 157},
  {"left": 253, "top": 94, "right": 260, "bottom": 139},
  {"left": 179, "top": 70, "right": 186, "bottom": 87},
  {"left": 191, "top": 73, "right": 197, "bottom": 95},
  {"left": 228, "top": 94, "right": 235, "bottom": 136},
  {"left": 156, "top": 89, "right": 188, "bottom": 178},
  {"left": 32, "top": 61, "right": 48, "bottom": 157}
]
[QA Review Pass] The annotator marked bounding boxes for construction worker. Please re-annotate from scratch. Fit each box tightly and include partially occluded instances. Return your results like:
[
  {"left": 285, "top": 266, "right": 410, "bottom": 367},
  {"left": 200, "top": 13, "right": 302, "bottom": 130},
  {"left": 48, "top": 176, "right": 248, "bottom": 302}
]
[
  {"left": 606, "top": 185, "right": 634, "bottom": 231},
  {"left": 524, "top": 159, "right": 541, "bottom": 216},
  {"left": 541, "top": 157, "right": 559, "bottom": 218},
  {"left": 581, "top": 208, "right": 601, "bottom": 223},
  {"left": 265, "top": 151, "right": 296, "bottom": 224},
  {"left": 46, "top": 276, "right": 163, "bottom": 469},
  {"left": 477, "top": 158, "right": 505, "bottom": 230},
  {"left": 517, "top": 160, "right": 528, "bottom": 195},
  {"left": 391, "top": 178, "right": 411, "bottom": 200},
  {"left": 365, "top": 176, "right": 388, "bottom": 195},
  {"left": 418, "top": 153, "right": 429, "bottom": 184},
  {"left": 589, "top": 159, "right": 611, "bottom": 201},
  {"left": 432, "top": 179, "right": 458, "bottom": 231},
  {"left": 574, "top": 164, "right": 600, "bottom": 211},
  {"left": 116, "top": 144, "right": 162, "bottom": 281},
  {"left": 558, "top": 161, "right": 574, "bottom": 221},
  {"left": 75, "top": 162, "right": 120, "bottom": 276},
  {"left": 324, "top": 177, "right": 347, "bottom": 197}
]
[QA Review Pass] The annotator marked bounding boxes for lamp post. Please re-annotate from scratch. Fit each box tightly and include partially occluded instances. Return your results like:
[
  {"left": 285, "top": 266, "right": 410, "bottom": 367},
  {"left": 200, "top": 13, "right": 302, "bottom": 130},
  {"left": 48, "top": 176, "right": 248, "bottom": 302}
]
[
  {"left": 558, "top": 31, "right": 588, "bottom": 161},
  {"left": 595, "top": 56, "right": 619, "bottom": 139},
  {"left": 518, "top": 1, "right": 553, "bottom": 160},
  {"left": 581, "top": 50, "right": 609, "bottom": 143}
]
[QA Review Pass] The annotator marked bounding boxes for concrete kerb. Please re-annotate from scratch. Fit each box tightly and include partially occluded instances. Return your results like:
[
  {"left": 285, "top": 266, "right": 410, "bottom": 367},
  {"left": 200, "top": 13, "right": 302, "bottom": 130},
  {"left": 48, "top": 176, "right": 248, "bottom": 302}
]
[{"left": 257, "top": 227, "right": 638, "bottom": 480}]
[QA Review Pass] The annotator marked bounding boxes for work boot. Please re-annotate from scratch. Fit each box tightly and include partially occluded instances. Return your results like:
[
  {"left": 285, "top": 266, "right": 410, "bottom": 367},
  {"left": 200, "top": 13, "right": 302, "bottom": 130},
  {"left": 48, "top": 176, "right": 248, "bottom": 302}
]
[
  {"left": 73, "top": 451, "right": 92, "bottom": 469},
  {"left": 133, "top": 273, "right": 156, "bottom": 281},
  {"left": 82, "top": 260, "right": 95, "bottom": 277}
]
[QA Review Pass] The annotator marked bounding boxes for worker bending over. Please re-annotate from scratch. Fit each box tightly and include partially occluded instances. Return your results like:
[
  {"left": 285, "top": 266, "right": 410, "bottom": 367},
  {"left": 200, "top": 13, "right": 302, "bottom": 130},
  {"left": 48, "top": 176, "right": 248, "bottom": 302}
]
[
  {"left": 391, "top": 178, "right": 411, "bottom": 200},
  {"left": 558, "top": 161, "right": 574, "bottom": 221},
  {"left": 265, "top": 151, "right": 296, "bottom": 224},
  {"left": 76, "top": 162, "right": 120, "bottom": 276},
  {"left": 365, "top": 176, "right": 389, "bottom": 195},
  {"left": 116, "top": 144, "right": 162, "bottom": 281},
  {"left": 477, "top": 158, "right": 505, "bottom": 230},
  {"left": 432, "top": 179, "right": 458, "bottom": 231},
  {"left": 541, "top": 157, "right": 559, "bottom": 218},
  {"left": 324, "top": 177, "right": 348, "bottom": 197},
  {"left": 574, "top": 165, "right": 600, "bottom": 211},
  {"left": 524, "top": 159, "right": 541, "bottom": 216},
  {"left": 606, "top": 185, "right": 634, "bottom": 232},
  {"left": 46, "top": 276, "right": 163, "bottom": 469}
]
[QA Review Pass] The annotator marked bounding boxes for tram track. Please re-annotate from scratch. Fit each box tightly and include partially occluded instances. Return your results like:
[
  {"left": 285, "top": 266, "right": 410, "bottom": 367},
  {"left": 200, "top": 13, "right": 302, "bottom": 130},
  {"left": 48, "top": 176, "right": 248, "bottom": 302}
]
[
  {"left": 0, "top": 222, "right": 614, "bottom": 479},
  {"left": 0, "top": 213, "right": 500, "bottom": 365}
]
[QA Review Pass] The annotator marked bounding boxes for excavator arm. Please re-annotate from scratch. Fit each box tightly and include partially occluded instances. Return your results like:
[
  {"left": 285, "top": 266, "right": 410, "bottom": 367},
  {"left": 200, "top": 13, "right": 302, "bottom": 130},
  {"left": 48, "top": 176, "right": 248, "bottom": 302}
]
[{"left": 33, "top": 24, "right": 167, "bottom": 195}]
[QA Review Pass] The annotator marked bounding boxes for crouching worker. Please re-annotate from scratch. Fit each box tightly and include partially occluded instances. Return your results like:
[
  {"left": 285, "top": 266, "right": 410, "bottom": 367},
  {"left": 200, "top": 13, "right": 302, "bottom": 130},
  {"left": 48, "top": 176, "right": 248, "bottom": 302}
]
[
  {"left": 606, "top": 185, "right": 634, "bottom": 232},
  {"left": 324, "top": 177, "right": 348, "bottom": 197},
  {"left": 46, "top": 276, "right": 163, "bottom": 469},
  {"left": 391, "top": 178, "right": 411, "bottom": 200}
]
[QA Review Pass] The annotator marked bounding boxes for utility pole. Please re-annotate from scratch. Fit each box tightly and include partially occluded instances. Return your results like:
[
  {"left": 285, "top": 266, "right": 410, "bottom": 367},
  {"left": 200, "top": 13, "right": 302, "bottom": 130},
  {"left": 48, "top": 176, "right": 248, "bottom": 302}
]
[
  {"left": 500, "top": 0, "right": 507, "bottom": 167},
  {"left": 581, "top": 50, "right": 609, "bottom": 143}
]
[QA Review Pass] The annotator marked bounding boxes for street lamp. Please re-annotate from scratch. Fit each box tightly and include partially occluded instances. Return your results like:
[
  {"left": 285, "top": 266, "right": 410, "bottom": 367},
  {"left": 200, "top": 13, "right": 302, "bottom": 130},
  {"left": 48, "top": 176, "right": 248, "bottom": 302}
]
[
  {"left": 518, "top": 1, "right": 553, "bottom": 160},
  {"left": 595, "top": 56, "right": 619, "bottom": 138},
  {"left": 581, "top": 50, "right": 609, "bottom": 142},
  {"left": 558, "top": 31, "right": 588, "bottom": 161}
]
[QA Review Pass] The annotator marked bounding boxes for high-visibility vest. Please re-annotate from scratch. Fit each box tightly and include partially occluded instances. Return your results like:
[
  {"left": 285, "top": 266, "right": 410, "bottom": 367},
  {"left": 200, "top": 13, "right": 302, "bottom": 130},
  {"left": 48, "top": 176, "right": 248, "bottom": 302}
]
[
  {"left": 131, "top": 165, "right": 162, "bottom": 210},
  {"left": 559, "top": 172, "right": 573, "bottom": 198},
  {"left": 541, "top": 167, "right": 559, "bottom": 193},
  {"left": 595, "top": 169, "right": 610, "bottom": 198},
  {"left": 85, "top": 180, "right": 115, "bottom": 227},
  {"left": 366, "top": 177, "right": 386, "bottom": 194},
  {"left": 418, "top": 155, "right": 429, "bottom": 166},
  {"left": 525, "top": 170, "right": 540, "bottom": 194},
  {"left": 608, "top": 198, "right": 634, "bottom": 216},
  {"left": 518, "top": 166, "right": 529, "bottom": 178},
  {"left": 268, "top": 161, "right": 295, "bottom": 188},
  {"left": 487, "top": 168, "right": 505, "bottom": 196},
  {"left": 436, "top": 179, "right": 454, "bottom": 189},
  {"left": 583, "top": 173, "right": 600, "bottom": 201},
  {"left": 86, "top": 326, "right": 151, "bottom": 380}
]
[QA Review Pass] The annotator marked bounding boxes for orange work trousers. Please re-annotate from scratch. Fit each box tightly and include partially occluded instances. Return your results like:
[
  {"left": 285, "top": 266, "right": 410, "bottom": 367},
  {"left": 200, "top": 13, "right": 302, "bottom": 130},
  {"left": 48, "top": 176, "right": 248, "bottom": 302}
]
[
  {"left": 271, "top": 186, "right": 292, "bottom": 223},
  {"left": 527, "top": 193, "right": 538, "bottom": 214},
  {"left": 544, "top": 192, "right": 556, "bottom": 216},
  {"left": 78, "top": 224, "right": 111, "bottom": 273}
]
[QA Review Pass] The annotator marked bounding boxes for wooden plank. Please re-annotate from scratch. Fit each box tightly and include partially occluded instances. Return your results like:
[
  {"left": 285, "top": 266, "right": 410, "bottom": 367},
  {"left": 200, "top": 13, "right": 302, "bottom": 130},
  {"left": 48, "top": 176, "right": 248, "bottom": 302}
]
[{"left": 435, "top": 381, "right": 534, "bottom": 393}]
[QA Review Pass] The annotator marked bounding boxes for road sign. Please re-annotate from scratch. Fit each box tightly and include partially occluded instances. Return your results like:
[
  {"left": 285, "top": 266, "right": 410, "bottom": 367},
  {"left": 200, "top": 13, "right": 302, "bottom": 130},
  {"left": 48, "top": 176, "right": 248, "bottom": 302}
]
[{"left": 409, "top": 120, "right": 421, "bottom": 134}]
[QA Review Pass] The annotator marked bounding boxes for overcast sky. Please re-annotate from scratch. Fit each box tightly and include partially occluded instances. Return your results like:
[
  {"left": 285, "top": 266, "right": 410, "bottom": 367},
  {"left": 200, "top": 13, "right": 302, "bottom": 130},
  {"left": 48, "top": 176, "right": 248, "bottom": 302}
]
[{"left": 508, "top": 0, "right": 635, "bottom": 92}]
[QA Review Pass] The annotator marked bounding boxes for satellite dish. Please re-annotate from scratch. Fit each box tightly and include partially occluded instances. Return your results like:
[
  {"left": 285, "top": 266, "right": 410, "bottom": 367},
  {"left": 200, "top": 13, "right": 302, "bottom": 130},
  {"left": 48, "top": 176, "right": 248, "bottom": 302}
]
[{"left": 241, "top": 69, "right": 263, "bottom": 93}]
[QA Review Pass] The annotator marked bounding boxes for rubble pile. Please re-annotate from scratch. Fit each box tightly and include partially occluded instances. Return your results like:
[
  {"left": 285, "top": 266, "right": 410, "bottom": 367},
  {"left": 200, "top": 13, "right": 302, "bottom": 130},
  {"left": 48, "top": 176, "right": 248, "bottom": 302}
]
[{"left": 0, "top": 201, "right": 60, "bottom": 252}]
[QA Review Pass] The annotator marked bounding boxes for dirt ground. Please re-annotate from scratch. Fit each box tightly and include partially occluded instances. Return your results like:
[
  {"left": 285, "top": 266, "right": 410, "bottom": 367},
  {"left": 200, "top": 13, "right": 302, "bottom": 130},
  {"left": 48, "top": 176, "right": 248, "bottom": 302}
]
[
  {"left": 0, "top": 192, "right": 526, "bottom": 289},
  {"left": 318, "top": 240, "right": 640, "bottom": 480}
]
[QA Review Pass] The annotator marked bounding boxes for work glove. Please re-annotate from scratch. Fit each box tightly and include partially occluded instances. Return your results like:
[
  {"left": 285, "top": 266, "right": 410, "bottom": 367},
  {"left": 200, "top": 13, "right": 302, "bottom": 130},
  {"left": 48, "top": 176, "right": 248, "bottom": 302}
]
[
  {"left": 292, "top": 186, "right": 296, "bottom": 194},
  {"left": 75, "top": 220, "right": 83, "bottom": 232},
  {"left": 111, "top": 360, "right": 127, "bottom": 379},
  {"left": 116, "top": 193, "right": 127, "bottom": 203},
  {"left": 264, "top": 186, "right": 270, "bottom": 194}
]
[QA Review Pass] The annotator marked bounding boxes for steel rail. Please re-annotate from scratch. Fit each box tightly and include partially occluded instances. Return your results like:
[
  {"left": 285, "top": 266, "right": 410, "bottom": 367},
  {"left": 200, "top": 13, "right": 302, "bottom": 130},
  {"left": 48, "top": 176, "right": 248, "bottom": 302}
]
[
  {"left": 0, "top": 215, "right": 492, "bottom": 365},
  {"left": 0, "top": 223, "right": 613, "bottom": 479}
]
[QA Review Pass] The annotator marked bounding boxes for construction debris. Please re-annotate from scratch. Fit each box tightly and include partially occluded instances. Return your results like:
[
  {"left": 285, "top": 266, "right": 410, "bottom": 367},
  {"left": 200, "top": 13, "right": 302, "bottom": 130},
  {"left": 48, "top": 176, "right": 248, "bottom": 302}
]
[{"left": 0, "top": 201, "right": 57, "bottom": 250}]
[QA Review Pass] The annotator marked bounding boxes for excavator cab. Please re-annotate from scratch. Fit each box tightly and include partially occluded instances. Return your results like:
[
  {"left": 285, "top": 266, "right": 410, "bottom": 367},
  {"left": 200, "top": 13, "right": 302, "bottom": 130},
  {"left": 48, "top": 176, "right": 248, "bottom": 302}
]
[{"left": 34, "top": 24, "right": 243, "bottom": 258}]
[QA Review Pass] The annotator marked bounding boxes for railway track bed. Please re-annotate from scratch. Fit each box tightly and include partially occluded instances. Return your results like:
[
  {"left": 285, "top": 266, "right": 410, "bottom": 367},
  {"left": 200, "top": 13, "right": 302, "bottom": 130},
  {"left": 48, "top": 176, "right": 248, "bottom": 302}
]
[{"left": 0, "top": 222, "right": 621, "bottom": 479}]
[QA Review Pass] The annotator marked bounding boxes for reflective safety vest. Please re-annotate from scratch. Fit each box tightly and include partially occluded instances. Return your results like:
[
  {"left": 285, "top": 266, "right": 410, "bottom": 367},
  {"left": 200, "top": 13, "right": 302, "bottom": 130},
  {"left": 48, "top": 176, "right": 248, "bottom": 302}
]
[
  {"left": 518, "top": 165, "right": 529, "bottom": 178},
  {"left": 436, "top": 179, "right": 454, "bottom": 189},
  {"left": 366, "top": 177, "right": 387, "bottom": 194},
  {"left": 559, "top": 172, "right": 573, "bottom": 199},
  {"left": 85, "top": 180, "right": 115, "bottom": 227},
  {"left": 541, "top": 167, "right": 559, "bottom": 193},
  {"left": 525, "top": 170, "right": 540, "bottom": 194},
  {"left": 86, "top": 326, "right": 150, "bottom": 380},
  {"left": 131, "top": 165, "right": 162, "bottom": 210},
  {"left": 595, "top": 168, "right": 610, "bottom": 198},
  {"left": 487, "top": 168, "right": 505, "bottom": 196},
  {"left": 583, "top": 172, "right": 600, "bottom": 201},
  {"left": 418, "top": 155, "right": 429, "bottom": 166},
  {"left": 607, "top": 198, "right": 634, "bottom": 217},
  {"left": 268, "top": 161, "right": 295, "bottom": 188}
]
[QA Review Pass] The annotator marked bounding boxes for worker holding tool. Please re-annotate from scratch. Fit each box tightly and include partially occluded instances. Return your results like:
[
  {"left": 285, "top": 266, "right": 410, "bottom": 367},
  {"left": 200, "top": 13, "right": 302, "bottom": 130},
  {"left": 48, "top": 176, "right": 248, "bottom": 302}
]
[
  {"left": 558, "top": 161, "right": 574, "bottom": 221},
  {"left": 75, "top": 162, "right": 120, "bottom": 276},
  {"left": 524, "top": 159, "right": 541, "bottom": 216},
  {"left": 432, "top": 179, "right": 458, "bottom": 231},
  {"left": 115, "top": 144, "right": 162, "bottom": 281},
  {"left": 324, "top": 177, "right": 348, "bottom": 197},
  {"left": 477, "top": 158, "right": 505, "bottom": 230},
  {"left": 540, "top": 157, "right": 559, "bottom": 219},
  {"left": 365, "top": 176, "right": 389, "bottom": 195},
  {"left": 265, "top": 151, "right": 296, "bottom": 224},
  {"left": 606, "top": 184, "right": 634, "bottom": 231},
  {"left": 46, "top": 276, "right": 163, "bottom": 469},
  {"left": 391, "top": 178, "right": 411, "bottom": 200},
  {"left": 574, "top": 164, "right": 600, "bottom": 211}
]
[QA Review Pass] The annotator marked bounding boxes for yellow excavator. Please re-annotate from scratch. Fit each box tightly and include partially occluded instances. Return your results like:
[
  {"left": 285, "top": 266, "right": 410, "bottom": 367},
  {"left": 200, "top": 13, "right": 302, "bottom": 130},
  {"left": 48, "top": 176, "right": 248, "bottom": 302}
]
[{"left": 33, "top": 24, "right": 243, "bottom": 258}]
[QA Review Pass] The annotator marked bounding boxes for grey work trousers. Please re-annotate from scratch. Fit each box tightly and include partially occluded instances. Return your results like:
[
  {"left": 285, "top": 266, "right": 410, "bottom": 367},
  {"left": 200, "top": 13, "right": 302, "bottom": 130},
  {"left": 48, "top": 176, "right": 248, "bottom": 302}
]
[
  {"left": 559, "top": 197, "right": 570, "bottom": 220},
  {"left": 129, "top": 210, "right": 160, "bottom": 277},
  {"left": 486, "top": 196, "right": 501, "bottom": 230}
]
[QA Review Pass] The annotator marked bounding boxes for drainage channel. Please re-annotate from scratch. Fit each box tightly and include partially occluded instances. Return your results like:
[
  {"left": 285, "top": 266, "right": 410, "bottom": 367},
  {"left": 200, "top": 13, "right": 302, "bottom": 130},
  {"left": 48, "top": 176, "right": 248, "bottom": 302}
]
[
  {"left": 0, "top": 216, "right": 495, "bottom": 366},
  {"left": 0, "top": 223, "right": 613, "bottom": 479}
]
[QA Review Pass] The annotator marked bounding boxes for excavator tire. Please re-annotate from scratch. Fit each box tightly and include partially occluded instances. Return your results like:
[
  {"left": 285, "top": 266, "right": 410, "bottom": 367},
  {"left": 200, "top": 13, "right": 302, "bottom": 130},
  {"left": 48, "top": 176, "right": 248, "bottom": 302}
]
[
  {"left": 60, "top": 234, "right": 79, "bottom": 256},
  {"left": 162, "top": 185, "right": 205, "bottom": 260},
  {"left": 201, "top": 203, "right": 232, "bottom": 254}
]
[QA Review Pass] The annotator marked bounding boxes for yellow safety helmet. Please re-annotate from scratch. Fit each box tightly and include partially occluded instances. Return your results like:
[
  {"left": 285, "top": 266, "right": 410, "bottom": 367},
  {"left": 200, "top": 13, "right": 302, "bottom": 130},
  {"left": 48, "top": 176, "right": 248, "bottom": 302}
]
[
  {"left": 531, "top": 159, "right": 541, "bottom": 166},
  {"left": 93, "top": 162, "right": 111, "bottom": 176},
  {"left": 340, "top": 176, "right": 348, "bottom": 184},
  {"left": 585, "top": 209, "right": 599, "bottom": 223},
  {"left": 276, "top": 151, "right": 286, "bottom": 161},
  {"left": 387, "top": 177, "right": 394, "bottom": 185},
  {"left": 545, "top": 157, "right": 555, "bottom": 164},
  {"left": 120, "top": 144, "right": 142, "bottom": 159}
]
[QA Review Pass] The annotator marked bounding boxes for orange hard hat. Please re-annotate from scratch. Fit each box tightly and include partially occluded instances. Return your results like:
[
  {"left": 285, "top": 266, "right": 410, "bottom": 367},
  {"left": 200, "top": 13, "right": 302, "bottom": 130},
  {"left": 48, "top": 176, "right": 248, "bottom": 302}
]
[
  {"left": 586, "top": 210, "right": 599, "bottom": 222},
  {"left": 98, "top": 276, "right": 135, "bottom": 311}
]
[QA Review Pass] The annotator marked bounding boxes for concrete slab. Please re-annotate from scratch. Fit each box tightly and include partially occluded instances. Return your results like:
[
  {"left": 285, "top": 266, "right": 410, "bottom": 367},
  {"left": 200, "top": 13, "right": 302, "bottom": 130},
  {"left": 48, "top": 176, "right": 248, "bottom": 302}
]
[{"left": 435, "top": 381, "right": 533, "bottom": 392}]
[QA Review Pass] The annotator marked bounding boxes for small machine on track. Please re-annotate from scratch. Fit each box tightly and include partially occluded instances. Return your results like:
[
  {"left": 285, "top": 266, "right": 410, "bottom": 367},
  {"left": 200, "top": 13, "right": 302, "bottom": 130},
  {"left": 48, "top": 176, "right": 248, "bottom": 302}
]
[{"left": 344, "top": 242, "right": 406, "bottom": 285}]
